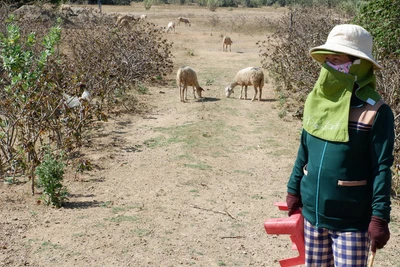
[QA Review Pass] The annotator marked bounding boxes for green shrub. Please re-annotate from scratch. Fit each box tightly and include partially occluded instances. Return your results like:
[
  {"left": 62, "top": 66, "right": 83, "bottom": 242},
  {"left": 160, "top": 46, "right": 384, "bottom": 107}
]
[
  {"left": 35, "top": 151, "right": 68, "bottom": 208},
  {"left": 137, "top": 83, "right": 149, "bottom": 94},
  {"left": 353, "top": 0, "right": 400, "bottom": 59},
  {"left": 144, "top": 0, "right": 153, "bottom": 9},
  {"left": 0, "top": 15, "right": 62, "bottom": 193},
  {"left": 208, "top": 0, "right": 219, "bottom": 11},
  {"left": 219, "top": 0, "right": 238, "bottom": 7}
]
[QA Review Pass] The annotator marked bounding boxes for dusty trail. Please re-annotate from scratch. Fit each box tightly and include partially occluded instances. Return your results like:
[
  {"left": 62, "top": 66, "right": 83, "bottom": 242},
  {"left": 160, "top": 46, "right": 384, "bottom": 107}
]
[{"left": 1, "top": 3, "right": 399, "bottom": 267}]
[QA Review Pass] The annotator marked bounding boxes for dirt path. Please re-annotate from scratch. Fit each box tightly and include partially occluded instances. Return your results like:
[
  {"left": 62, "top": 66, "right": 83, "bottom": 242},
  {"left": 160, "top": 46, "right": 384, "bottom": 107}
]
[{"left": 1, "top": 4, "right": 399, "bottom": 267}]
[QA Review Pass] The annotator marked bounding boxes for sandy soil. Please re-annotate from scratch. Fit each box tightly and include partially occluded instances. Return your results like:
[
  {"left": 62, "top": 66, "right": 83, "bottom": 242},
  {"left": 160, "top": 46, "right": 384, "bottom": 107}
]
[{"left": 1, "top": 3, "right": 399, "bottom": 267}]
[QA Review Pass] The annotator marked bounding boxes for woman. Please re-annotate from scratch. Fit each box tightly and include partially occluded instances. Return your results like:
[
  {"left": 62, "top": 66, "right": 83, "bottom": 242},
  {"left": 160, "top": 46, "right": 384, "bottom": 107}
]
[{"left": 286, "top": 24, "right": 394, "bottom": 267}]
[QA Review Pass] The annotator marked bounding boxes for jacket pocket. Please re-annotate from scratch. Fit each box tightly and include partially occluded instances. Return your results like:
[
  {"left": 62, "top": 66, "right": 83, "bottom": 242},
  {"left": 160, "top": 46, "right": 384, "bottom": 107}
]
[
  {"left": 337, "top": 180, "right": 367, "bottom": 186},
  {"left": 324, "top": 180, "right": 369, "bottom": 219}
]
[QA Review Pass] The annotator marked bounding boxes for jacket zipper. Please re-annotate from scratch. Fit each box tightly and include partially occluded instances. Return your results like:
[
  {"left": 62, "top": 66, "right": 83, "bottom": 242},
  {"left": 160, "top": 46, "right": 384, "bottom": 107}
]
[{"left": 315, "top": 141, "right": 328, "bottom": 228}]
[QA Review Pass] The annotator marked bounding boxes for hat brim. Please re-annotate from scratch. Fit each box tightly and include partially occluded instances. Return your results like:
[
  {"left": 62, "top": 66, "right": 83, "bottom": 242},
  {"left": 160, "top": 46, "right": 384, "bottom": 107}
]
[{"left": 310, "top": 45, "right": 382, "bottom": 70}]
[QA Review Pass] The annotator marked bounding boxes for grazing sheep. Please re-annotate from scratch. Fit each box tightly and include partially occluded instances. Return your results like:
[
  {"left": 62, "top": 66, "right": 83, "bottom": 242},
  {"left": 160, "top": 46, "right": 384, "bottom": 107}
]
[
  {"left": 225, "top": 67, "right": 264, "bottom": 101},
  {"left": 139, "top": 14, "right": 147, "bottom": 20},
  {"left": 177, "top": 17, "right": 191, "bottom": 26},
  {"left": 176, "top": 66, "right": 205, "bottom": 102},
  {"left": 222, "top": 36, "right": 233, "bottom": 52},
  {"left": 166, "top": 21, "right": 175, "bottom": 33}
]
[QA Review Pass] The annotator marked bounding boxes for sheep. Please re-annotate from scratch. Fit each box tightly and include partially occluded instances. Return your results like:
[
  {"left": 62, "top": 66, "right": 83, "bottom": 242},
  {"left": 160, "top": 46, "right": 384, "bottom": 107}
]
[
  {"left": 176, "top": 66, "right": 205, "bottom": 103},
  {"left": 222, "top": 36, "right": 233, "bottom": 52},
  {"left": 166, "top": 21, "right": 175, "bottom": 33},
  {"left": 177, "top": 17, "right": 191, "bottom": 27},
  {"left": 139, "top": 14, "right": 147, "bottom": 20},
  {"left": 225, "top": 67, "right": 264, "bottom": 101},
  {"left": 63, "top": 89, "right": 91, "bottom": 108}
]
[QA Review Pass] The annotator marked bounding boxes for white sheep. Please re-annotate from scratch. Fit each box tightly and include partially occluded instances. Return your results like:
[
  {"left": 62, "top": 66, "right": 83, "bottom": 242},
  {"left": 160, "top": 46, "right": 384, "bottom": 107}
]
[
  {"left": 222, "top": 36, "right": 233, "bottom": 52},
  {"left": 139, "top": 14, "right": 147, "bottom": 20},
  {"left": 63, "top": 90, "right": 91, "bottom": 108},
  {"left": 166, "top": 21, "right": 175, "bottom": 33},
  {"left": 225, "top": 67, "right": 264, "bottom": 101},
  {"left": 177, "top": 17, "right": 191, "bottom": 27},
  {"left": 176, "top": 66, "right": 205, "bottom": 103}
]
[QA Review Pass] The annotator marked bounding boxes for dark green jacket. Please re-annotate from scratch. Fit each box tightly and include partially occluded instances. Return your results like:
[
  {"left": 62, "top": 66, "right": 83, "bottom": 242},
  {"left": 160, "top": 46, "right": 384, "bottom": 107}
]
[{"left": 287, "top": 96, "right": 394, "bottom": 231}]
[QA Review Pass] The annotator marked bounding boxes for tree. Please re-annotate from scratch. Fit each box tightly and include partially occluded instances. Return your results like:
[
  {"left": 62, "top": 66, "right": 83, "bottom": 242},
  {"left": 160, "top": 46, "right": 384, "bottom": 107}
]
[{"left": 0, "top": 16, "right": 62, "bottom": 193}]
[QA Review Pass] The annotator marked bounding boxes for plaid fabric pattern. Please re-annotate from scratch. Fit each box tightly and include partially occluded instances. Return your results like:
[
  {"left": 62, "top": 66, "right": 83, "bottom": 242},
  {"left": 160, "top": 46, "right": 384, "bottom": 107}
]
[{"left": 304, "top": 219, "right": 370, "bottom": 267}]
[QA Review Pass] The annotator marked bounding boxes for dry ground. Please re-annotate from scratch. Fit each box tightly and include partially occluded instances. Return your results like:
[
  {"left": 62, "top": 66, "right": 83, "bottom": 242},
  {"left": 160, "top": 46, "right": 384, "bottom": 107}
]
[{"left": 1, "top": 3, "right": 400, "bottom": 267}]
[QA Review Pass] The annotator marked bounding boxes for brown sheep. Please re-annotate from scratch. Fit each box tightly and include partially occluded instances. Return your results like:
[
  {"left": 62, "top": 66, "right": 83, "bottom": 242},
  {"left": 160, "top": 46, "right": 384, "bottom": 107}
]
[
  {"left": 177, "top": 17, "right": 191, "bottom": 26},
  {"left": 176, "top": 66, "right": 204, "bottom": 102},
  {"left": 222, "top": 36, "right": 233, "bottom": 52}
]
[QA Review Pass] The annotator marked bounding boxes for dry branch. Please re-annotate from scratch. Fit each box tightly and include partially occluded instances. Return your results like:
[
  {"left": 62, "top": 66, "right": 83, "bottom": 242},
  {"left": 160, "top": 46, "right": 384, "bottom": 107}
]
[{"left": 191, "top": 204, "right": 237, "bottom": 220}]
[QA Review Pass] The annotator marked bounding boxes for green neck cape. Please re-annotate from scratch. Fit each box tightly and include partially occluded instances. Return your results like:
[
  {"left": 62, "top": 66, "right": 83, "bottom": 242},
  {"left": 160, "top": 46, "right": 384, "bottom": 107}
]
[{"left": 303, "top": 59, "right": 381, "bottom": 142}]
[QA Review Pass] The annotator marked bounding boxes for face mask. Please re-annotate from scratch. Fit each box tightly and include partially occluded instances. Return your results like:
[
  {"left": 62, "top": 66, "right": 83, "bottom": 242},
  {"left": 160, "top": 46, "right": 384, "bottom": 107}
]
[{"left": 326, "top": 61, "right": 352, "bottom": 74}]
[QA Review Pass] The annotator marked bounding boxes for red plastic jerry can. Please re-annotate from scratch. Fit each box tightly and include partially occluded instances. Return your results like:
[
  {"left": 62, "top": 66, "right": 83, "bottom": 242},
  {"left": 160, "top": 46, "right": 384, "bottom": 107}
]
[{"left": 264, "top": 202, "right": 305, "bottom": 267}]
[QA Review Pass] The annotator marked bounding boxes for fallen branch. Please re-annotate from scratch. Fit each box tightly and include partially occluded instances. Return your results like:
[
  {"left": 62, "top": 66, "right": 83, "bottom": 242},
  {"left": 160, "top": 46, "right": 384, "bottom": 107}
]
[
  {"left": 191, "top": 204, "right": 237, "bottom": 220},
  {"left": 221, "top": 236, "right": 246, "bottom": 239}
]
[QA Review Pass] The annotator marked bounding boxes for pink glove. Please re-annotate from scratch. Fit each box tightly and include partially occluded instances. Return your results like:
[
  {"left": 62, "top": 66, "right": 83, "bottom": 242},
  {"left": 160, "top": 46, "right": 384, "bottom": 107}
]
[
  {"left": 286, "top": 193, "right": 302, "bottom": 216},
  {"left": 368, "top": 216, "right": 390, "bottom": 252}
]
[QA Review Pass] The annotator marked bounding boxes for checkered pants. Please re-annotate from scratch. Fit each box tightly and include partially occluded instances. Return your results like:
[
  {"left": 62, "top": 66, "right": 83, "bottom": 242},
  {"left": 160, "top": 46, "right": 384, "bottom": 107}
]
[{"left": 304, "top": 219, "right": 370, "bottom": 267}]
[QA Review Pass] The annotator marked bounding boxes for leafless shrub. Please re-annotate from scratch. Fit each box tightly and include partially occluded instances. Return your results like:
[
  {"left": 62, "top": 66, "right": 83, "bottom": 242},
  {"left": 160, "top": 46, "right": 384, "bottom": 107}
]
[
  {"left": 257, "top": 6, "right": 336, "bottom": 111},
  {"left": 207, "top": 15, "right": 221, "bottom": 27},
  {"left": 257, "top": 15, "right": 274, "bottom": 30},
  {"left": 229, "top": 14, "right": 247, "bottom": 31},
  {"left": 0, "top": 4, "right": 173, "bottom": 183}
]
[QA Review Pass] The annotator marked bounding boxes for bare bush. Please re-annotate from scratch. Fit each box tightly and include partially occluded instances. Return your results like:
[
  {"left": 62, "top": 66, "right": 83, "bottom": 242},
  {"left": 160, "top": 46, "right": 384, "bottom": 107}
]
[
  {"left": 206, "top": 15, "right": 221, "bottom": 27},
  {"left": 257, "top": 6, "right": 336, "bottom": 111},
  {"left": 229, "top": 14, "right": 247, "bottom": 31},
  {"left": 0, "top": 4, "right": 173, "bottom": 188}
]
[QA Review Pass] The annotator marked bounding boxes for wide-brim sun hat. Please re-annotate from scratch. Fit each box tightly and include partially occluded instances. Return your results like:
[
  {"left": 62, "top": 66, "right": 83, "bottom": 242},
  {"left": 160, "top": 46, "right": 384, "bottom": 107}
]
[{"left": 310, "top": 24, "right": 382, "bottom": 70}]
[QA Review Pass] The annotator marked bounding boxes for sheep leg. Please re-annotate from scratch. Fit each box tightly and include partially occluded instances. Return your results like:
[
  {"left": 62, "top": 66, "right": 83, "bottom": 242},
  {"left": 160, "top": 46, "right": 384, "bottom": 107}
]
[
  {"left": 259, "top": 87, "right": 262, "bottom": 101},
  {"left": 240, "top": 86, "right": 244, "bottom": 99},
  {"left": 184, "top": 85, "right": 188, "bottom": 101},
  {"left": 251, "top": 86, "right": 258, "bottom": 101},
  {"left": 192, "top": 86, "right": 197, "bottom": 99},
  {"left": 180, "top": 84, "right": 187, "bottom": 102},
  {"left": 179, "top": 85, "right": 185, "bottom": 102},
  {"left": 244, "top": 85, "right": 248, "bottom": 100}
]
